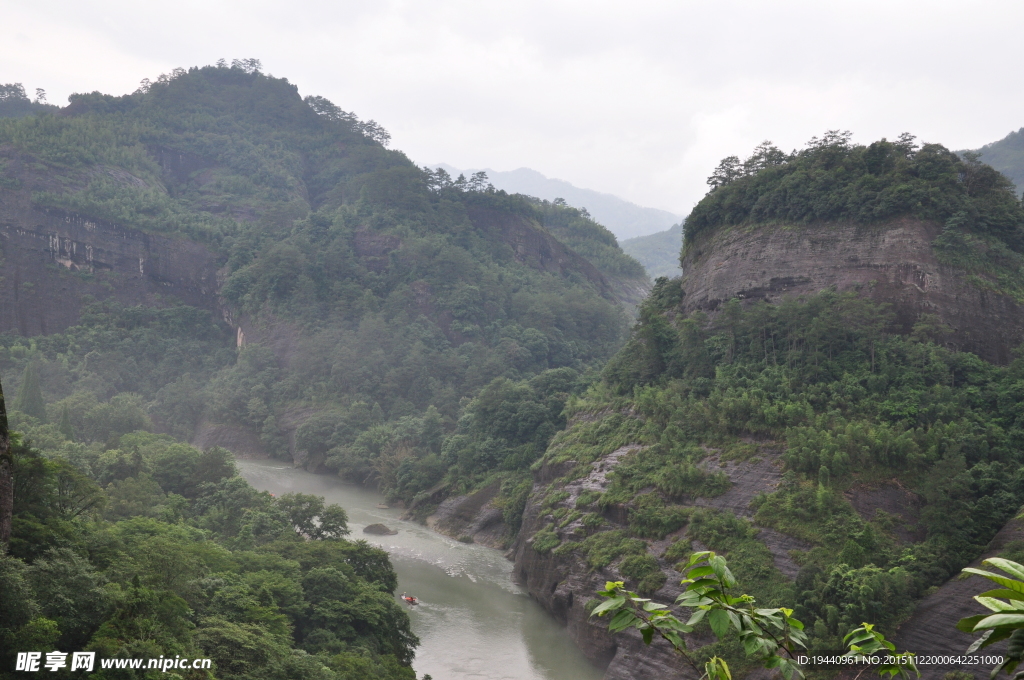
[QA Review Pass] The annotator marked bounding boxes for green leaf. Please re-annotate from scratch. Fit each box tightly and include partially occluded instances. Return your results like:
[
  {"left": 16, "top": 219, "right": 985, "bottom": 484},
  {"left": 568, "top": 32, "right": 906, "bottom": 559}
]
[
  {"left": 985, "top": 559, "right": 1024, "bottom": 581},
  {"left": 686, "top": 609, "right": 707, "bottom": 626},
  {"left": 979, "top": 589, "right": 1024, "bottom": 601},
  {"left": 963, "top": 568, "right": 1024, "bottom": 594},
  {"left": 977, "top": 596, "right": 1024, "bottom": 612},
  {"left": 958, "top": 614, "right": 988, "bottom": 633},
  {"left": 663, "top": 631, "right": 684, "bottom": 652},
  {"left": 686, "top": 566, "right": 715, "bottom": 579},
  {"left": 709, "top": 609, "right": 730, "bottom": 638},
  {"left": 641, "top": 626, "right": 653, "bottom": 645},
  {"left": 590, "top": 596, "right": 626, "bottom": 617},
  {"left": 686, "top": 551, "right": 711, "bottom": 568},
  {"left": 975, "top": 613, "right": 1024, "bottom": 630},
  {"left": 608, "top": 609, "right": 638, "bottom": 633}
]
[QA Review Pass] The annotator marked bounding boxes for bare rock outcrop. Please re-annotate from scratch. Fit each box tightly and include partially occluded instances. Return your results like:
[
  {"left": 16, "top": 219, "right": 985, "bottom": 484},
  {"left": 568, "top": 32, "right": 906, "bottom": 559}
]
[
  {"left": 891, "top": 516, "right": 1024, "bottom": 680},
  {"left": 0, "top": 151, "right": 222, "bottom": 337},
  {"left": 512, "top": 440, "right": 808, "bottom": 680},
  {"left": 679, "top": 218, "right": 1024, "bottom": 364},
  {"left": 426, "top": 482, "right": 508, "bottom": 548}
]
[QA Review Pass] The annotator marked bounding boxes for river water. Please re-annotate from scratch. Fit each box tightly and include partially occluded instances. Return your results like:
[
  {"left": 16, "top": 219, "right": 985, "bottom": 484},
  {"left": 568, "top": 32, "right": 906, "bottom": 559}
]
[{"left": 237, "top": 460, "right": 604, "bottom": 680}]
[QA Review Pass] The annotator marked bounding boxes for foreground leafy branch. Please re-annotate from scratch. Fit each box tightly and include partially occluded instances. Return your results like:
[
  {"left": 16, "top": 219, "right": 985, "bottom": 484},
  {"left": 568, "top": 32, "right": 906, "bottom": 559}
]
[
  {"left": 957, "top": 557, "right": 1024, "bottom": 677},
  {"left": 593, "top": 550, "right": 918, "bottom": 680}
]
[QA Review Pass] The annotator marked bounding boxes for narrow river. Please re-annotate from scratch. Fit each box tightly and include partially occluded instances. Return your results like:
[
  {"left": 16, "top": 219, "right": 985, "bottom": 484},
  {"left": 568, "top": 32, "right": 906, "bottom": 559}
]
[{"left": 238, "top": 460, "right": 604, "bottom": 680}]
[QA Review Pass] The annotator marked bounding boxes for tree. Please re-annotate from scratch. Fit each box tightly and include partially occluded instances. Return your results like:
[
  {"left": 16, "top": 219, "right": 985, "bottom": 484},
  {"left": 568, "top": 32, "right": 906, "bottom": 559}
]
[
  {"left": 594, "top": 551, "right": 917, "bottom": 680},
  {"left": 13, "top": 362, "right": 46, "bottom": 422},
  {"left": 57, "top": 403, "right": 74, "bottom": 441},
  {"left": 277, "top": 493, "right": 350, "bottom": 539},
  {"left": 743, "top": 141, "right": 789, "bottom": 174},
  {"left": 707, "top": 156, "right": 743, "bottom": 189},
  {"left": 0, "top": 373, "right": 11, "bottom": 550}
]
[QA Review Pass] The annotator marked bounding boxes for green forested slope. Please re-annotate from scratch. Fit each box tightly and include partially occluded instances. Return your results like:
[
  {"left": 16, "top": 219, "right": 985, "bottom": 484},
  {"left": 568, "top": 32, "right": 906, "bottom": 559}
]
[
  {"left": 0, "top": 62, "right": 646, "bottom": 519},
  {"left": 519, "top": 134, "right": 1024, "bottom": 674},
  {"left": 620, "top": 222, "right": 683, "bottom": 279},
  {"left": 0, "top": 418, "right": 419, "bottom": 680},
  {"left": 685, "top": 132, "right": 1024, "bottom": 250},
  {"left": 975, "top": 127, "right": 1024, "bottom": 197}
]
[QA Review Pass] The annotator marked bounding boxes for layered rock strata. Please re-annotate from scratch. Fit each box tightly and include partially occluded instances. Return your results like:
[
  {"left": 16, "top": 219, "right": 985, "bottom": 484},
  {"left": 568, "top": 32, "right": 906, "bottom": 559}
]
[{"left": 680, "top": 219, "right": 1024, "bottom": 364}]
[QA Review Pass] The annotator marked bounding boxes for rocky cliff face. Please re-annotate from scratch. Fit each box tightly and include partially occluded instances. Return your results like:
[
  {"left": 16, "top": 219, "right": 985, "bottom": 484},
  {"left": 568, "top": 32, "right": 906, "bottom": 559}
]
[
  {"left": 510, "top": 437, "right": 796, "bottom": 680},
  {"left": 889, "top": 517, "right": 1024, "bottom": 680},
  {"left": 0, "top": 154, "right": 222, "bottom": 336},
  {"left": 679, "top": 218, "right": 1024, "bottom": 364}
]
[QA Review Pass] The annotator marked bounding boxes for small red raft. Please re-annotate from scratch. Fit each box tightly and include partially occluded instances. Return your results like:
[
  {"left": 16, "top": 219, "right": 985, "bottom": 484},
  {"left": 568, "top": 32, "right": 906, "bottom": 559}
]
[{"left": 401, "top": 593, "right": 418, "bottom": 605}]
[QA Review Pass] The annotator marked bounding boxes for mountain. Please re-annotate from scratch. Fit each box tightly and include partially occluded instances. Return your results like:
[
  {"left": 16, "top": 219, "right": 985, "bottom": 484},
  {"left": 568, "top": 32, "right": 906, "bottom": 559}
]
[
  {"left": 619, "top": 222, "right": 683, "bottom": 279},
  {"left": 500, "top": 135, "right": 1024, "bottom": 679},
  {"left": 434, "top": 164, "right": 681, "bottom": 241},
  {"left": 0, "top": 62, "right": 654, "bottom": 679},
  {"left": 974, "top": 127, "right": 1024, "bottom": 196}
]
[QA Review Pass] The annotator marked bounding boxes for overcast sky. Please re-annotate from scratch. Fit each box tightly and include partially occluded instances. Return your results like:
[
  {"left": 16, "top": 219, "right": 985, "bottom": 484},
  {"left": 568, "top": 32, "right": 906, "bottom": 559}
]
[{"left": 4, "top": 0, "right": 1023, "bottom": 215}]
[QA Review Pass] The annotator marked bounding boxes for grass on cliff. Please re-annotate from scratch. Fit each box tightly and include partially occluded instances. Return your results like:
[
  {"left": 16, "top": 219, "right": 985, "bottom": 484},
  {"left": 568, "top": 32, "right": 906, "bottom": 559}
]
[{"left": 537, "top": 284, "right": 1024, "bottom": 656}]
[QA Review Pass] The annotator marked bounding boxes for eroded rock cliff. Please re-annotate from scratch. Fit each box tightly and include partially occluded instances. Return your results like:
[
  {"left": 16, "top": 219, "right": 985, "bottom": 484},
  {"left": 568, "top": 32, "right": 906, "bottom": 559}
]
[
  {"left": 679, "top": 218, "right": 1024, "bottom": 364},
  {"left": 0, "top": 151, "right": 222, "bottom": 336}
]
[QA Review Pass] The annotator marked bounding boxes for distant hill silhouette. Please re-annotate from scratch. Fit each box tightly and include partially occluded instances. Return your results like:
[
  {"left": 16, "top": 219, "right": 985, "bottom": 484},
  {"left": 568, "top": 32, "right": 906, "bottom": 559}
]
[
  {"left": 620, "top": 222, "right": 683, "bottom": 279},
  {"left": 434, "top": 164, "right": 681, "bottom": 241},
  {"left": 974, "top": 128, "right": 1024, "bottom": 197}
]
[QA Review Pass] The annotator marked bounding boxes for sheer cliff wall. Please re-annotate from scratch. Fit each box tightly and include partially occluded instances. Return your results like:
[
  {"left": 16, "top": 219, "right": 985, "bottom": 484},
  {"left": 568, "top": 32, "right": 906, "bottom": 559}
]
[
  {"left": 0, "top": 195, "right": 222, "bottom": 336},
  {"left": 680, "top": 218, "right": 1024, "bottom": 364}
]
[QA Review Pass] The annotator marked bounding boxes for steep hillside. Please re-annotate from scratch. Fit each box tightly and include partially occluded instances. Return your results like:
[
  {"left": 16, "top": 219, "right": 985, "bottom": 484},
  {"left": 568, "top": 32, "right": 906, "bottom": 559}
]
[
  {"left": 681, "top": 133, "right": 1024, "bottom": 364},
  {"left": 620, "top": 222, "right": 683, "bottom": 279},
  {"left": 974, "top": 127, "right": 1024, "bottom": 197},
  {"left": 0, "top": 63, "right": 648, "bottom": 516},
  {"left": 509, "top": 134, "right": 1024, "bottom": 679}
]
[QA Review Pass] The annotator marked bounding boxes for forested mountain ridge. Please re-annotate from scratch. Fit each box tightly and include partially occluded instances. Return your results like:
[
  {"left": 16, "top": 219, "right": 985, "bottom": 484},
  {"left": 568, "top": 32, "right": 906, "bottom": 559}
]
[
  {"left": 0, "top": 62, "right": 648, "bottom": 523},
  {"left": 507, "top": 134, "right": 1024, "bottom": 679},
  {"left": 0, "top": 61, "right": 653, "bottom": 680},
  {"left": 681, "top": 132, "right": 1024, "bottom": 363},
  {"left": 620, "top": 222, "right": 683, "bottom": 279},
  {"left": 973, "top": 127, "right": 1024, "bottom": 198},
  {"left": 433, "top": 164, "right": 682, "bottom": 240}
]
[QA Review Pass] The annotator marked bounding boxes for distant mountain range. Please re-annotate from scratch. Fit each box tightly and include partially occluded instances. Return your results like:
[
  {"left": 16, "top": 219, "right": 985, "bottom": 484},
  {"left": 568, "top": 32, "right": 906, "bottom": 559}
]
[{"left": 434, "top": 164, "right": 681, "bottom": 241}]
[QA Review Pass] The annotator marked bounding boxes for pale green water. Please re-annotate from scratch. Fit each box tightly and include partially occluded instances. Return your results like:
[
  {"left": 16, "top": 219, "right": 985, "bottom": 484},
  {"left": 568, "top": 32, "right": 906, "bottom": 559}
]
[{"left": 237, "top": 460, "right": 604, "bottom": 680}]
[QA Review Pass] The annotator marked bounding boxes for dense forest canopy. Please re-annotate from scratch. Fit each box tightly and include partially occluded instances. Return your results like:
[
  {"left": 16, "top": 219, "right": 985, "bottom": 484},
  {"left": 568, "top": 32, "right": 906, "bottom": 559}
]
[
  {"left": 0, "top": 423, "right": 420, "bottom": 680},
  {"left": 530, "top": 283, "right": 1024, "bottom": 674},
  {"left": 975, "top": 127, "right": 1024, "bottom": 197},
  {"left": 0, "top": 61, "right": 647, "bottom": 523},
  {"left": 685, "top": 131, "right": 1024, "bottom": 251}
]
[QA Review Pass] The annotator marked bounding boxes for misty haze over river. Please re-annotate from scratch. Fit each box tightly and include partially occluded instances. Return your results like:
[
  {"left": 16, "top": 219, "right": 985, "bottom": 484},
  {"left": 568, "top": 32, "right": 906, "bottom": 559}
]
[{"left": 238, "top": 460, "right": 603, "bottom": 680}]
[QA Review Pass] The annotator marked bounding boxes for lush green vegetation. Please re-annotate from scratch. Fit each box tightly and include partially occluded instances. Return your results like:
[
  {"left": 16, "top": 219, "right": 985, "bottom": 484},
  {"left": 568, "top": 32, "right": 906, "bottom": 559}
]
[
  {"left": 535, "top": 198, "right": 647, "bottom": 280},
  {"left": 536, "top": 282, "right": 1024, "bottom": 662},
  {"left": 975, "top": 127, "right": 1024, "bottom": 197},
  {"left": 0, "top": 84, "right": 57, "bottom": 119},
  {"left": 620, "top": 222, "right": 683, "bottom": 279},
  {"left": 0, "top": 62, "right": 644, "bottom": 521},
  {"left": 595, "top": 551, "right": 918, "bottom": 680},
  {"left": 0, "top": 419, "right": 419, "bottom": 680},
  {"left": 685, "top": 132, "right": 1024, "bottom": 251}
]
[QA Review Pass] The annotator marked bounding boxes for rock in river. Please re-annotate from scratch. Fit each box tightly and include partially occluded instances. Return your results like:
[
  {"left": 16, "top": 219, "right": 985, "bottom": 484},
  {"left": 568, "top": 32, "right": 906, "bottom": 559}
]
[{"left": 363, "top": 523, "right": 398, "bottom": 535}]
